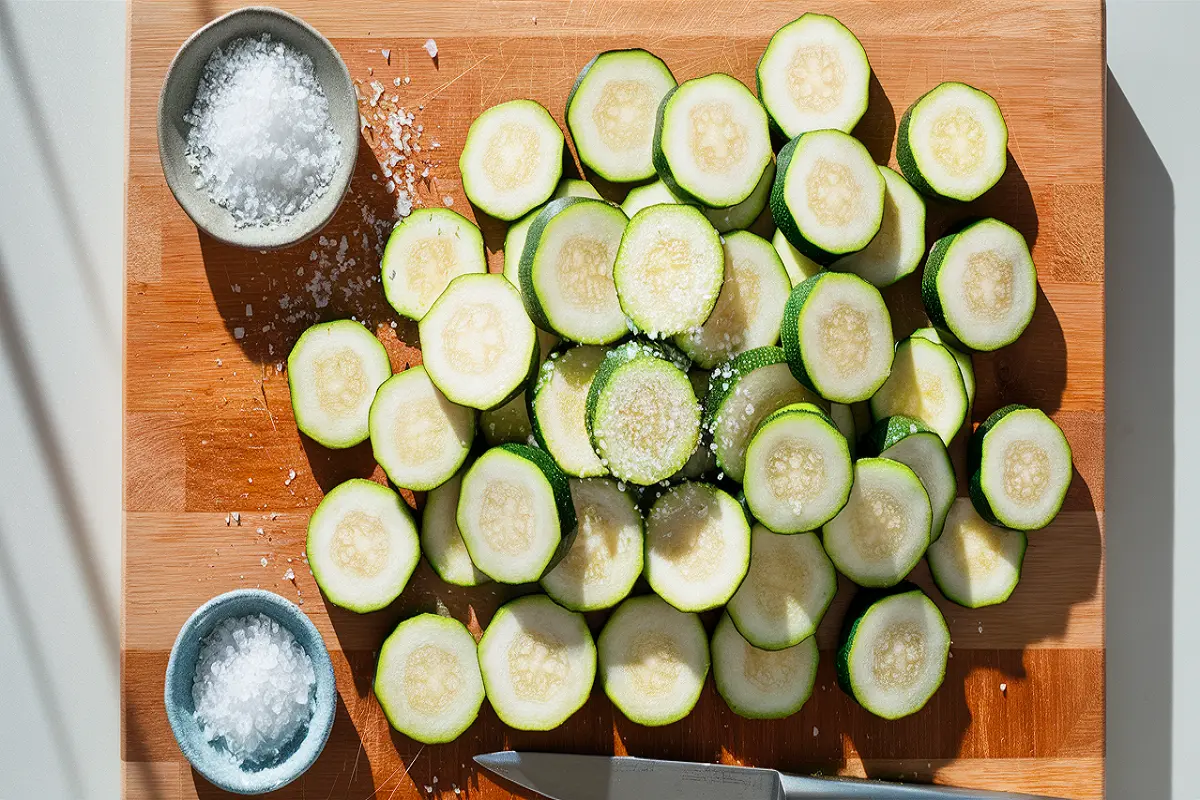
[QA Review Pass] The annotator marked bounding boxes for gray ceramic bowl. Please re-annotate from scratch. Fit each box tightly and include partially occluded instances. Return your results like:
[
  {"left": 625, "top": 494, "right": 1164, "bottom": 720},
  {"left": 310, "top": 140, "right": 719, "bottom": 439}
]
[
  {"left": 157, "top": 6, "right": 358, "bottom": 250},
  {"left": 164, "top": 589, "right": 337, "bottom": 794}
]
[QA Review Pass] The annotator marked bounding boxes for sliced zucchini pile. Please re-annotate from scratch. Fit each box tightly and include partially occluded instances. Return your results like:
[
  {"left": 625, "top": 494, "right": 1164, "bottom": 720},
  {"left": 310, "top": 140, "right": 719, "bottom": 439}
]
[
  {"left": 772, "top": 228, "right": 823, "bottom": 287},
  {"left": 460, "top": 98, "right": 565, "bottom": 220},
  {"left": 831, "top": 166, "right": 926, "bottom": 288},
  {"left": 869, "top": 334, "right": 969, "bottom": 445},
  {"left": 421, "top": 470, "right": 490, "bottom": 587},
  {"left": 619, "top": 179, "right": 683, "bottom": 218},
  {"left": 743, "top": 403, "right": 853, "bottom": 533},
  {"left": 928, "top": 498, "right": 1027, "bottom": 608},
  {"left": 419, "top": 273, "right": 538, "bottom": 410},
  {"left": 541, "top": 478, "right": 644, "bottom": 611},
  {"left": 675, "top": 230, "right": 791, "bottom": 369},
  {"left": 288, "top": 320, "right": 391, "bottom": 449},
  {"left": 897, "top": 81, "right": 1008, "bottom": 202},
  {"left": 457, "top": 444, "right": 576, "bottom": 584},
  {"left": 567, "top": 49, "right": 677, "bottom": 182},
  {"left": 479, "top": 328, "right": 559, "bottom": 446},
  {"left": 910, "top": 326, "right": 975, "bottom": 411},
  {"left": 375, "top": 614, "right": 485, "bottom": 744},
  {"left": 306, "top": 479, "right": 420, "bottom": 613},
  {"left": 599, "top": 594, "right": 709, "bottom": 726},
  {"left": 652, "top": 73, "right": 773, "bottom": 207},
  {"left": 823, "top": 457, "right": 931, "bottom": 588},
  {"left": 519, "top": 197, "right": 628, "bottom": 344},
  {"left": 703, "top": 161, "right": 776, "bottom": 233},
  {"left": 369, "top": 366, "right": 474, "bottom": 491},
  {"left": 712, "top": 612, "right": 818, "bottom": 719},
  {"left": 478, "top": 595, "right": 596, "bottom": 730},
  {"left": 725, "top": 526, "right": 836, "bottom": 650},
  {"left": 860, "top": 416, "right": 957, "bottom": 542},
  {"left": 756, "top": 13, "right": 871, "bottom": 137},
  {"left": 703, "top": 346, "right": 825, "bottom": 482},
  {"left": 644, "top": 482, "right": 751, "bottom": 612},
  {"left": 381, "top": 208, "right": 487, "bottom": 322},
  {"left": 922, "top": 218, "right": 1037, "bottom": 352},
  {"left": 613, "top": 204, "right": 724, "bottom": 337},
  {"left": 531, "top": 344, "right": 611, "bottom": 478},
  {"left": 837, "top": 584, "right": 950, "bottom": 720},
  {"left": 781, "top": 272, "right": 894, "bottom": 403},
  {"left": 969, "top": 404, "right": 1073, "bottom": 530},
  {"left": 504, "top": 179, "right": 603, "bottom": 288},
  {"left": 586, "top": 341, "right": 701, "bottom": 485}
]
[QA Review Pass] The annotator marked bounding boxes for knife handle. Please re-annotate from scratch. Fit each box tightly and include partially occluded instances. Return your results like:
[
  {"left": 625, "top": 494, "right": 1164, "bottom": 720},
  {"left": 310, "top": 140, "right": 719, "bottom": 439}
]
[{"left": 779, "top": 772, "right": 1064, "bottom": 800}]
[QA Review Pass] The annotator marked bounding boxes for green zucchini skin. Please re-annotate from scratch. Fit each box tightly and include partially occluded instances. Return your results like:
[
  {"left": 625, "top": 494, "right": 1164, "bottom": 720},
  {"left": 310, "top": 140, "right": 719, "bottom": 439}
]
[
  {"left": 702, "top": 346, "right": 791, "bottom": 427},
  {"left": 779, "top": 273, "right": 825, "bottom": 395},
  {"left": 859, "top": 413, "right": 937, "bottom": 455},
  {"left": 769, "top": 134, "right": 838, "bottom": 264},
  {"left": 919, "top": 228, "right": 960, "bottom": 336},
  {"left": 518, "top": 196, "right": 587, "bottom": 332},
  {"left": 967, "top": 404, "right": 1073, "bottom": 529}
]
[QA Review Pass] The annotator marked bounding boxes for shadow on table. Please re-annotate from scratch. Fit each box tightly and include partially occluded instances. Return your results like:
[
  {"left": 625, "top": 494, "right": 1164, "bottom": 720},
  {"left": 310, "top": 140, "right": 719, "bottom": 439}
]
[{"left": 1104, "top": 70, "right": 1174, "bottom": 800}]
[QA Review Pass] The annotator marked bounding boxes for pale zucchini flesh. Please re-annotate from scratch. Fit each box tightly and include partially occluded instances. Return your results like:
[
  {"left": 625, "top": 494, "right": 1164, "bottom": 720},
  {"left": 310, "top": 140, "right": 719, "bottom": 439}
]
[
  {"left": 928, "top": 498, "right": 1026, "bottom": 608},
  {"left": 862, "top": 415, "right": 957, "bottom": 543},
  {"left": 644, "top": 482, "right": 751, "bottom": 612},
  {"left": 830, "top": 166, "right": 926, "bottom": 288},
  {"left": 531, "top": 344, "right": 610, "bottom": 478},
  {"left": 477, "top": 595, "right": 596, "bottom": 731},
  {"left": 375, "top": 614, "right": 485, "bottom": 744},
  {"left": 772, "top": 227, "right": 823, "bottom": 287},
  {"left": 540, "top": 478, "right": 644, "bottom": 611},
  {"left": 421, "top": 470, "right": 490, "bottom": 587},
  {"left": 869, "top": 336, "right": 968, "bottom": 446},
  {"left": 369, "top": 365, "right": 475, "bottom": 492},
  {"left": 504, "top": 179, "right": 603, "bottom": 288},
  {"left": 288, "top": 320, "right": 391, "bottom": 449},
  {"left": 703, "top": 161, "right": 776, "bottom": 233},
  {"left": 619, "top": 179, "right": 683, "bottom": 218},
  {"left": 306, "top": 479, "right": 420, "bottom": 613},
  {"left": 460, "top": 99, "right": 565, "bottom": 221},
  {"left": 381, "top": 208, "right": 487, "bottom": 322},
  {"left": 726, "top": 526, "right": 836, "bottom": 650},
  {"left": 969, "top": 404, "right": 1073, "bottom": 530},
  {"left": 910, "top": 326, "right": 975, "bottom": 410},
  {"left": 712, "top": 612, "right": 818, "bottom": 719},
  {"left": 598, "top": 594, "right": 709, "bottom": 726}
]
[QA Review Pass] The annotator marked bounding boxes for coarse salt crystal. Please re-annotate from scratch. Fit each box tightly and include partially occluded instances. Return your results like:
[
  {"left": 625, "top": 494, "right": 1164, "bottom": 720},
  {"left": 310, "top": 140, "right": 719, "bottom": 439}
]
[
  {"left": 284, "top": 568, "right": 295, "bottom": 581},
  {"left": 234, "top": 327, "right": 245, "bottom": 340},
  {"left": 260, "top": 557, "right": 268, "bottom": 567},
  {"left": 381, "top": 48, "right": 391, "bottom": 63},
  {"left": 423, "top": 39, "right": 438, "bottom": 58}
]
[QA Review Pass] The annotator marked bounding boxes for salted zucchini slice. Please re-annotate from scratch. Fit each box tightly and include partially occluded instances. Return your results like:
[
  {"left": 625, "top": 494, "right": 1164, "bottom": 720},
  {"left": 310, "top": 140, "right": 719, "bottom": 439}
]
[
  {"left": 381, "top": 208, "right": 486, "bottom": 322},
  {"left": 860, "top": 415, "right": 957, "bottom": 542},
  {"left": 530, "top": 343, "right": 610, "bottom": 478},
  {"left": 968, "top": 404, "right": 1073, "bottom": 530},
  {"left": 503, "top": 178, "right": 603, "bottom": 289},
  {"left": 712, "top": 611, "right": 818, "bottom": 719}
]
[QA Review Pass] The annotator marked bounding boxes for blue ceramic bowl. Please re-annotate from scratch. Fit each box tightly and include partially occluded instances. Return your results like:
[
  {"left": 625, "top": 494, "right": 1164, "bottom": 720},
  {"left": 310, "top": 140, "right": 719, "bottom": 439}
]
[{"left": 164, "top": 589, "right": 337, "bottom": 794}]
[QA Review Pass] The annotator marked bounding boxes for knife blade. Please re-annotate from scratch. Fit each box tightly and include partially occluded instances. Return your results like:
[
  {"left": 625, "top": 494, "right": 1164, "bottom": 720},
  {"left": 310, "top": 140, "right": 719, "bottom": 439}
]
[{"left": 474, "top": 752, "right": 1066, "bottom": 800}]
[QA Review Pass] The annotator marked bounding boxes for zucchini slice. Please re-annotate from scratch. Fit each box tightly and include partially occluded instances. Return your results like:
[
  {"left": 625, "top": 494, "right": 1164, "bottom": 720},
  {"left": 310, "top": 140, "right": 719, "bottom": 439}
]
[
  {"left": 480, "top": 329, "right": 559, "bottom": 446},
  {"left": 419, "top": 273, "right": 538, "bottom": 410},
  {"left": 652, "top": 73, "right": 773, "bottom": 207},
  {"left": 712, "top": 611, "right": 818, "bottom": 719},
  {"left": 619, "top": 179, "right": 683, "bottom": 218},
  {"left": 644, "top": 482, "right": 751, "bottom": 612},
  {"left": 726, "top": 526, "right": 837, "bottom": 650},
  {"left": 457, "top": 444, "right": 577, "bottom": 584},
  {"left": 586, "top": 341, "right": 701, "bottom": 485},
  {"left": 703, "top": 161, "right": 776, "bottom": 234},
  {"left": 375, "top": 614, "right": 485, "bottom": 744},
  {"left": 928, "top": 498, "right": 1027, "bottom": 608},
  {"left": 598, "top": 594, "right": 709, "bottom": 727},
  {"left": 381, "top": 208, "right": 487, "bottom": 322},
  {"left": 541, "top": 477, "right": 644, "bottom": 611},
  {"left": 703, "top": 346, "right": 825, "bottom": 482},
  {"left": 673, "top": 368, "right": 717, "bottom": 480},
  {"left": 781, "top": 272, "right": 894, "bottom": 403},
  {"left": 830, "top": 166, "right": 926, "bottom": 288},
  {"left": 369, "top": 366, "right": 475, "bottom": 491},
  {"left": 836, "top": 583, "right": 950, "bottom": 720},
  {"left": 504, "top": 179, "right": 602, "bottom": 289},
  {"left": 755, "top": 13, "right": 871, "bottom": 138},
  {"left": 823, "top": 457, "right": 931, "bottom": 588},
  {"left": 460, "top": 99, "right": 565, "bottom": 221},
  {"left": 922, "top": 218, "right": 1037, "bottom": 352},
  {"left": 306, "top": 479, "right": 420, "bottom": 613},
  {"left": 674, "top": 230, "right": 791, "bottom": 369},
  {"left": 861, "top": 415, "right": 957, "bottom": 542},
  {"left": 614, "top": 204, "right": 724, "bottom": 336},
  {"left": 910, "top": 326, "right": 975, "bottom": 410},
  {"left": 869, "top": 334, "right": 968, "bottom": 446},
  {"left": 531, "top": 344, "right": 610, "bottom": 478},
  {"left": 743, "top": 403, "right": 853, "bottom": 533},
  {"left": 566, "top": 48, "right": 678, "bottom": 183},
  {"left": 968, "top": 404, "right": 1073, "bottom": 530},
  {"left": 421, "top": 470, "right": 490, "bottom": 587},
  {"left": 897, "top": 81, "right": 1008, "bottom": 202},
  {"left": 772, "top": 227, "right": 823, "bottom": 287},
  {"left": 478, "top": 595, "right": 596, "bottom": 731},
  {"left": 287, "top": 320, "right": 391, "bottom": 449},
  {"left": 771, "top": 129, "right": 884, "bottom": 264},
  {"left": 829, "top": 402, "right": 856, "bottom": 457},
  {"left": 520, "top": 197, "right": 628, "bottom": 344}
]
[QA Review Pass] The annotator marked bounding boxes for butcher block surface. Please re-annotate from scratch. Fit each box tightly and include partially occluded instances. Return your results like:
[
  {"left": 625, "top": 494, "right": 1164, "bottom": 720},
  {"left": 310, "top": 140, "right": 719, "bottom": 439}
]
[{"left": 123, "top": 1, "right": 1106, "bottom": 798}]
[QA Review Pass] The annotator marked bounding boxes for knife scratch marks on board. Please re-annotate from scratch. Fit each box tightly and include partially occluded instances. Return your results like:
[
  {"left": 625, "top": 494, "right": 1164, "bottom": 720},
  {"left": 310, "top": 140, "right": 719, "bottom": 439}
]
[
  {"left": 360, "top": 745, "right": 423, "bottom": 800},
  {"left": 419, "top": 46, "right": 511, "bottom": 105},
  {"left": 481, "top": 56, "right": 518, "bottom": 108}
]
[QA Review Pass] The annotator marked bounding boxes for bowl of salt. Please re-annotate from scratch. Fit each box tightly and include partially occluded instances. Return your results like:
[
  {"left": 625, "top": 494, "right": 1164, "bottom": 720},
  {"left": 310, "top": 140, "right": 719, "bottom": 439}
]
[
  {"left": 158, "top": 6, "right": 359, "bottom": 250},
  {"left": 164, "top": 589, "right": 337, "bottom": 794}
]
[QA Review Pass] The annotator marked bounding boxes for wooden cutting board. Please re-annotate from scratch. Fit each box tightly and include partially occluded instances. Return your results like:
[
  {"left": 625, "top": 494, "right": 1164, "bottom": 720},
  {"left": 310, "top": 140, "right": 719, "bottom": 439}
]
[{"left": 122, "top": 1, "right": 1106, "bottom": 797}]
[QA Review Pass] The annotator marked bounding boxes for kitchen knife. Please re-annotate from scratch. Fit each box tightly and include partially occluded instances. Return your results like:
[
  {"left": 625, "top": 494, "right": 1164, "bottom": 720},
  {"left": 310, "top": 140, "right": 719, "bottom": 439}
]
[{"left": 474, "top": 751, "right": 1065, "bottom": 800}]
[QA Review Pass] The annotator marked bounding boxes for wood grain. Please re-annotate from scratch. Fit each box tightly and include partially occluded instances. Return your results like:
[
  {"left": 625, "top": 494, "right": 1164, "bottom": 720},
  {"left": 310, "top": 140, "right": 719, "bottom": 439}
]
[{"left": 123, "top": 1, "right": 1106, "bottom": 798}]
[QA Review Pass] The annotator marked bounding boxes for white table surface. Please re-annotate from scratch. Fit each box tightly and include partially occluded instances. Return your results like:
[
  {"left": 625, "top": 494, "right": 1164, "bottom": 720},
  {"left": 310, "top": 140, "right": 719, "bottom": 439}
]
[{"left": 0, "top": 0, "right": 1190, "bottom": 797}]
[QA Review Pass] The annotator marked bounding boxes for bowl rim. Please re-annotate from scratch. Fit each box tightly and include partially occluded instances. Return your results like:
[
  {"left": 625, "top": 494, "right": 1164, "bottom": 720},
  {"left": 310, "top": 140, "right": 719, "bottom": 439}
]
[
  {"left": 163, "top": 588, "right": 337, "bottom": 795},
  {"left": 156, "top": 5, "right": 359, "bottom": 251}
]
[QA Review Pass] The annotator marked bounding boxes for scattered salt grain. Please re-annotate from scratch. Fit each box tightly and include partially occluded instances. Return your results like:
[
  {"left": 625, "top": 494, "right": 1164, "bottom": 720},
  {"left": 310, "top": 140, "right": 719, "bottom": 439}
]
[
  {"left": 256, "top": 527, "right": 264, "bottom": 535},
  {"left": 231, "top": 512, "right": 241, "bottom": 525},
  {"left": 404, "top": 76, "right": 411, "bottom": 85},
  {"left": 1000, "top": 683, "right": 1007, "bottom": 694},
  {"left": 423, "top": 39, "right": 438, "bottom": 58},
  {"left": 215, "top": 358, "right": 222, "bottom": 366},
  {"left": 184, "top": 35, "right": 342, "bottom": 228},
  {"left": 234, "top": 327, "right": 245, "bottom": 340},
  {"left": 813, "top": 726, "right": 819, "bottom": 737},
  {"left": 381, "top": 48, "right": 391, "bottom": 64},
  {"left": 260, "top": 557, "right": 268, "bottom": 567},
  {"left": 245, "top": 304, "right": 253, "bottom": 317},
  {"left": 443, "top": 195, "right": 454, "bottom": 206},
  {"left": 192, "top": 613, "right": 315, "bottom": 765},
  {"left": 393, "top": 77, "right": 402, "bottom": 87},
  {"left": 284, "top": 568, "right": 295, "bottom": 581}
]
